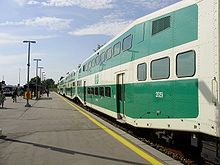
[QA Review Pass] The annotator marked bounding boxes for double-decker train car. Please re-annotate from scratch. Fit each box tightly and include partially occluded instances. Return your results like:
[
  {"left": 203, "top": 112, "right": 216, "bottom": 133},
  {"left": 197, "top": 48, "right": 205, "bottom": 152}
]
[
  {"left": 58, "top": 0, "right": 220, "bottom": 163},
  {"left": 57, "top": 70, "right": 76, "bottom": 99}
]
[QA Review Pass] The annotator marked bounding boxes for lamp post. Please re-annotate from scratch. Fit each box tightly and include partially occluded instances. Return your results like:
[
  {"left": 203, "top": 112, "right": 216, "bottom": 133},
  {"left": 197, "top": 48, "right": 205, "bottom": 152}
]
[
  {"left": 38, "top": 67, "right": 43, "bottom": 97},
  {"left": 42, "top": 71, "right": 45, "bottom": 82},
  {"left": 38, "top": 67, "right": 44, "bottom": 82},
  {"left": 23, "top": 40, "right": 36, "bottom": 107},
  {"left": 33, "top": 59, "right": 41, "bottom": 99},
  {"left": 18, "top": 68, "right": 21, "bottom": 87}
]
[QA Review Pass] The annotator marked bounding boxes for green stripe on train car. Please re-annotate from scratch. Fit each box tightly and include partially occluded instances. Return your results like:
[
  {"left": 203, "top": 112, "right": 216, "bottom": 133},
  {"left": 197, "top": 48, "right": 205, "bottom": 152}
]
[
  {"left": 80, "top": 79, "right": 198, "bottom": 119},
  {"left": 125, "top": 79, "right": 198, "bottom": 119}
]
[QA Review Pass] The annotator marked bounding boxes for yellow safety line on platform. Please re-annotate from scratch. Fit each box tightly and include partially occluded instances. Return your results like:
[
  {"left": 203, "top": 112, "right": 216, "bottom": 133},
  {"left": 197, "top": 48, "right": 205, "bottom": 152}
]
[{"left": 56, "top": 93, "right": 164, "bottom": 165}]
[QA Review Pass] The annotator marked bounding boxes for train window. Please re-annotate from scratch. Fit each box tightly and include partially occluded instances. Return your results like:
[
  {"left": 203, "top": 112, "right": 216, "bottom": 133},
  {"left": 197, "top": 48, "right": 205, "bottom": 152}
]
[
  {"left": 122, "top": 34, "right": 133, "bottom": 51},
  {"left": 152, "top": 16, "right": 170, "bottom": 35},
  {"left": 92, "top": 58, "right": 96, "bottom": 67},
  {"left": 95, "top": 87, "right": 99, "bottom": 95},
  {"left": 87, "top": 88, "right": 91, "bottom": 94},
  {"left": 137, "top": 63, "right": 147, "bottom": 81},
  {"left": 100, "top": 87, "right": 104, "bottom": 96},
  {"left": 77, "top": 80, "right": 82, "bottom": 86},
  {"left": 136, "top": 23, "right": 145, "bottom": 43},
  {"left": 95, "top": 55, "right": 101, "bottom": 65},
  {"left": 176, "top": 50, "right": 196, "bottom": 78},
  {"left": 83, "top": 65, "right": 86, "bottom": 72},
  {"left": 113, "top": 42, "right": 121, "bottom": 56},
  {"left": 105, "top": 87, "right": 111, "bottom": 97},
  {"left": 91, "top": 88, "right": 94, "bottom": 95},
  {"left": 100, "top": 52, "right": 106, "bottom": 64},
  {"left": 151, "top": 57, "right": 170, "bottom": 80},
  {"left": 106, "top": 48, "right": 112, "bottom": 60},
  {"left": 73, "top": 82, "right": 75, "bottom": 87},
  {"left": 88, "top": 61, "right": 92, "bottom": 70}
]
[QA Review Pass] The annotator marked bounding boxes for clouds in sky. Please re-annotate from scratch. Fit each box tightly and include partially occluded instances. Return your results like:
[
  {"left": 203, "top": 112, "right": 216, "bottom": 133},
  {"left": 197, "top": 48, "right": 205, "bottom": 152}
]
[
  {"left": 0, "top": 33, "right": 57, "bottom": 45},
  {"left": 69, "top": 13, "right": 132, "bottom": 37},
  {"left": 17, "top": 0, "right": 115, "bottom": 9},
  {"left": 0, "top": 17, "right": 71, "bottom": 30},
  {"left": 126, "top": 0, "right": 179, "bottom": 9},
  {"left": 9, "top": 0, "right": 181, "bottom": 38}
]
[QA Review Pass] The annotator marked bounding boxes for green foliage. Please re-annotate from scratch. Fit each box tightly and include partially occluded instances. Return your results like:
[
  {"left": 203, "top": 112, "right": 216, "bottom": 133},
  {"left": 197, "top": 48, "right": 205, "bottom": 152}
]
[
  {"left": 30, "top": 76, "right": 40, "bottom": 85},
  {"left": 42, "top": 78, "right": 56, "bottom": 89}
]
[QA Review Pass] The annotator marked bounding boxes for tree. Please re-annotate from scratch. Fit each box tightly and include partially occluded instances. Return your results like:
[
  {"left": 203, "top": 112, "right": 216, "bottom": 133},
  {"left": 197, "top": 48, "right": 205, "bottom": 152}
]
[
  {"left": 42, "top": 78, "right": 56, "bottom": 89},
  {"left": 29, "top": 76, "right": 40, "bottom": 85}
]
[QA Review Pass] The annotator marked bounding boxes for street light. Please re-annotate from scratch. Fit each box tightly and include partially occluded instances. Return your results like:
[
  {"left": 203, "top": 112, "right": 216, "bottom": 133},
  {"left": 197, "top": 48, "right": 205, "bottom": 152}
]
[
  {"left": 42, "top": 71, "right": 45, "bottom": 81},
  {"left": 38, "top": 67, "right": 44, "bottom": 82},
  {"left": 23, "top": 40, "right": 36, "bottom": 107},
  {"left": 33, "top": 58, "right": 41, "bottom": 99}
]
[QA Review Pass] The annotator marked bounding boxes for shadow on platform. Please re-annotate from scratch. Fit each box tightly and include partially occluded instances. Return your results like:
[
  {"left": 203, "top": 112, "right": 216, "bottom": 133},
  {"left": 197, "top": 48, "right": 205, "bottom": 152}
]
[
  {"left": 39, "top": 97, "right": 53, "bottom": 100},
  {"left": 0, "top": 136, "right": 147, "bottom": 165}
]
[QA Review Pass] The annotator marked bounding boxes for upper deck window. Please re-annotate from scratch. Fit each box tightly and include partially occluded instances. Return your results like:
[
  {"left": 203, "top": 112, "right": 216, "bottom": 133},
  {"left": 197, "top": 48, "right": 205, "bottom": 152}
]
[
  {"left": 152, "top": 16, "right": 170, "bottom": 35},
  {"left": 122, "top": 34, "right": 132, "bottom": 51},
  {"left": 95, "top": 55, "right": 101, "bottom": 65},
  {"left": 106, "top": 47, "right": 112, "bottom": 60},
  {"left": 100, "top": 52, "right": 106, "bottom": 64},
  {"left": 113, "top": 42, "right": 121, "bottom": 56}
]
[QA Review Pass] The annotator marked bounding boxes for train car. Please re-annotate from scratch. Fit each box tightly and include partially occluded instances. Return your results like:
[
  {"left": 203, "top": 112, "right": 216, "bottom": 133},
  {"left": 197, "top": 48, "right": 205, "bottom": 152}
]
[
  {"left": 58, "top": 0, "right": 220, "bottom": 163},
  {"left": 58, "top": 70, "right": 76, "bottom": 99}
]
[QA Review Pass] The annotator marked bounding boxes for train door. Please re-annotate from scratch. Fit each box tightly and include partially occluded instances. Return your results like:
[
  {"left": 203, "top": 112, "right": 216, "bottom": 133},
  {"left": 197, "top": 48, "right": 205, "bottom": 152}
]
[
  {"left": 83, "top": 81, "right": 86, "bottom": 104},
  {"left": 116, "top": 73, "right": 125, "bottom": 119}
]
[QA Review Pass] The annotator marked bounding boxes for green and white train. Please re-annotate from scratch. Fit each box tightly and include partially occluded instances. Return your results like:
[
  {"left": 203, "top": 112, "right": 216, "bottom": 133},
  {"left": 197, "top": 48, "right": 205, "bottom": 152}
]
[{"left": 58, "top": 0, "right": 220, "bottom": 163}]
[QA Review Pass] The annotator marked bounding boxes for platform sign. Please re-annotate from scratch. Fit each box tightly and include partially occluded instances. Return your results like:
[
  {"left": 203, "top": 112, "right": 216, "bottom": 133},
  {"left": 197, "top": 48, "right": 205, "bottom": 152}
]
[{"left": 24, "top": 91, "right": 32, "bottom": 99}]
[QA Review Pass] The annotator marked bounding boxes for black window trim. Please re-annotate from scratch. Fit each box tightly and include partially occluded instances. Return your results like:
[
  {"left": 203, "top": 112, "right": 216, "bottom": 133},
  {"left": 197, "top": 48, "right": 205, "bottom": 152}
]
[
  {"left": 99, "top": 87, "right": 104, "bottom": 97},
  {"left": 152, "top": 15, "right": 171, "bottom": 36},
  {"left": 100, "top": 52, "right": 106, "bottom": 64},
  {"left": 151, "top": 56, "right": 170, "bottom": 80},
  {"left": 113, "top": 41, "right": 121, "bottom": 56},
  {"left": 106, "top": 47, "right": 112, "bottom": 60},
  {"left": 105, "top": 86, "right": 111, "bottom": 97},
  {"left": 176, "top": 50, "right": 196, "bottom": 78},
  {"left": 122, "top": 34, "right": 133, "bottom": 51},
  {"left": 137, "top": 62, "right": 147, "bottom": 81},
  {"left": 95, "top": 55, "right": 101, "bottom": 65},
  {"left": 95, "top": 87, "right": 99, "bottom": 96}
]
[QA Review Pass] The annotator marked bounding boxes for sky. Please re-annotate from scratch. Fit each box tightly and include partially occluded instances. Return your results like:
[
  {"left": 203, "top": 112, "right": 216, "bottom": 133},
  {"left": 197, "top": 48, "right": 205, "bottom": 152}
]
[{"left": 0, "top": 0, "right": 181, "bottom": 85}]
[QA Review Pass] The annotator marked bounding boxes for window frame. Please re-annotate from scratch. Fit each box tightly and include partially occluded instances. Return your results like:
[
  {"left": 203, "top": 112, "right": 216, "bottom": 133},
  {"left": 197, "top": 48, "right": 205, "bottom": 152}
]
[
  {"left": 176, "top": 50, "right": 196, "bottom": 78},
  {"left": 152, "top": 16, "right": 171, "bottom": 36},
  {"left": 151, "top": 57, "right": 170, "bottom": 80},
  {"left": 87, "top": 87, "right": 91, "bottom": 94},
  {"left": 106, "top": 47, "right": 112, "bottom": 60},
  {"left": 122, "top": 34, "right": 133, "bottom": 51},
  {"left": 137, "top": 63, "right": 147, "bottom": 81},
  {"left": 105, "top": 87, "right": 111, "bottom": 97},
  {"left": 91, "top": 88, "right": 94, "bottom": 95},
  {"left": 113, "top": 42, "right": 121, "bottom": 56},
  {"left": 95, "top": 55, "right": 101, "bottom": 65},
  {"left": 99, "top": 87, "right": 104, "bottom": 96},
  {"left": 100, "top": 52, "right": 106, "bottom": 64},
  {"left": 95, "top": 87, "right": 99, "bottom": 96}
]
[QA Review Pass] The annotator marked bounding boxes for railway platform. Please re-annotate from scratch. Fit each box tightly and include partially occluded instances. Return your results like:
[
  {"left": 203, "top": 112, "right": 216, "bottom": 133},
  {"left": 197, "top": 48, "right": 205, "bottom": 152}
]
[{"left": 0, "top": 92, "right": 182, "bottom": 165}]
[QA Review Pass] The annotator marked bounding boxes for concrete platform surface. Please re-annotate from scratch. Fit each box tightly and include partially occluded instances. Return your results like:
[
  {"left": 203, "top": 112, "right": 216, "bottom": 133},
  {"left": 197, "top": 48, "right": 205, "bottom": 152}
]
[{"left": 0, "top": 93, "right": 182, "bottom": 165}]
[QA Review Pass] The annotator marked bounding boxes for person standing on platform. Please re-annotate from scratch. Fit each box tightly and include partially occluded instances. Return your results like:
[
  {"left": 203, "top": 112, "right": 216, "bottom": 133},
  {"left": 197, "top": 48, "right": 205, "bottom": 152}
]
[
  {"left": 12, "top": 89, "right": 17, "bottom": 103},
  {"left": 46, "top": 88, "right": 49, "bottom": 97},
  {"left": 0, "top": 90, "right": 6, "bottom": 108}
]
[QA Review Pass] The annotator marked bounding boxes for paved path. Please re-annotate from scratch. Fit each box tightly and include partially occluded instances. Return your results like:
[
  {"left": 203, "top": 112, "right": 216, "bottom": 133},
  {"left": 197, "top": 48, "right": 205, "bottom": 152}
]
[
  {"left": 0, "top": 93, "right": 151, "bottom": 165},
  {"left": 0, "top": 93, "right": 182, "bottom": 165}
]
